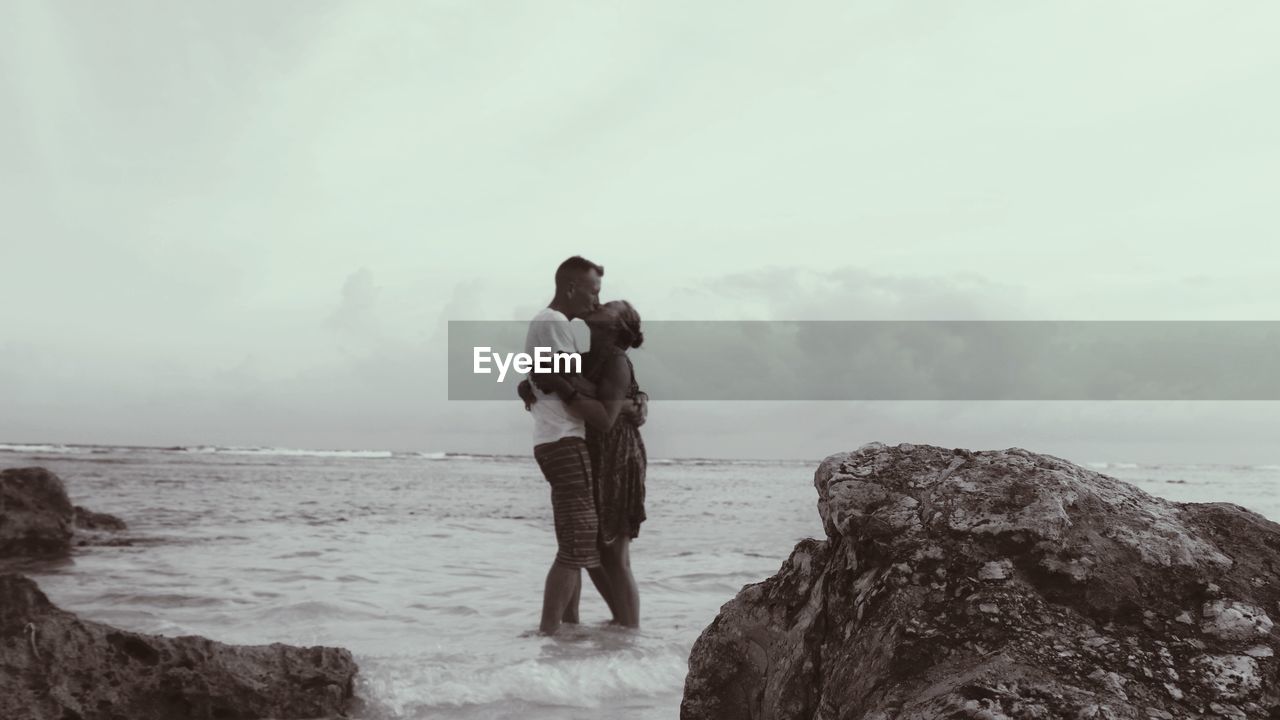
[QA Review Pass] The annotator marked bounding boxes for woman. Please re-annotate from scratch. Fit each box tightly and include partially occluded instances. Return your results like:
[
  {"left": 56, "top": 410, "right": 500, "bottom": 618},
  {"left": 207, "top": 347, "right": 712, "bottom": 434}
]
[
  {"left": 528, "top": 300, "right": 648, "bottom": 627},
  {"left": 580, "top": 300, "right": 647, "bottom": 628}
]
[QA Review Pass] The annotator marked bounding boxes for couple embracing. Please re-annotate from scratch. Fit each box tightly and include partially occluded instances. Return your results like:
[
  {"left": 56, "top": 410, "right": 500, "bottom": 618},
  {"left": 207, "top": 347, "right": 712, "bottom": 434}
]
[{"left": 521, "top": 256, "right": 649, "bottom": 635}]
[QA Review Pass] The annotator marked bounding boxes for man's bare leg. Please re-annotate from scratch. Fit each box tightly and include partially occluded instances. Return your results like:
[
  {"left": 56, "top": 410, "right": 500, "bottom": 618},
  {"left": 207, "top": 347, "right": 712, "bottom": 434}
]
[
  {"left": 540, "top": 561, "right": 580, "bottom": 635},
  {"left": 561, "top": 570, "right": 582, "bottom": 624}
]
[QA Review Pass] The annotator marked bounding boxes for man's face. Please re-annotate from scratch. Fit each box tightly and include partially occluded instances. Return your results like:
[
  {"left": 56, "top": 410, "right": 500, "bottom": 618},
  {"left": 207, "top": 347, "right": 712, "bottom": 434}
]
[{"left": 570, "top": 269, "right": 602, "bottom": 317}]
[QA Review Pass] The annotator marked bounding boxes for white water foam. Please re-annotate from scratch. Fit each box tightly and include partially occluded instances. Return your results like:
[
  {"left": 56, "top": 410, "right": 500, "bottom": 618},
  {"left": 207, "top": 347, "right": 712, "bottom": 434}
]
[
  {"left": 12, "top": 446, "right": 1276, "bottom": 720},
  {"left": 417, "top": 451, "right": 483, "bottom": 460},
  {"left": 1086, "top": 461, "right": 1141, "bottom": 470},
  {"left": 358, "top": 643, "right": 687, "bottom": 715},
  {"left": 178, "top": 445, "right": 395, "bottom": 459},
  {"left": 0, "top": 443, "right": 90, "bottom": 454}
]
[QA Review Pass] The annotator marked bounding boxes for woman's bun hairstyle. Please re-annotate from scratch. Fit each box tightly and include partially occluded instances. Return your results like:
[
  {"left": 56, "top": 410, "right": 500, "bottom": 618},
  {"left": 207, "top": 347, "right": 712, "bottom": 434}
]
[{"left": 612, "top": 300, "right": 643, "bottom": 349}]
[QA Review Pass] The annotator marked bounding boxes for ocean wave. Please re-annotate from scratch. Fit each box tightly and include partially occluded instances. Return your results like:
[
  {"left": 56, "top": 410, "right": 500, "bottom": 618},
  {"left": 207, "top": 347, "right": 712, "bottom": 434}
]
[
  {"left": 417, "top": 452, "right": 532, "bottom": 463},
  {"left": 0, "top": 443, "right": 92, "bottom": 455},
  {"left": 1088, "top": 461, "right": 1280, "bottom": 474},
  {"left": 418, "top": 452, "right": 483, "bottom": 461},
  {"left": 358, "top": 642, "right": 686, "bottom": 713},
  {"left": 650, "top": 457, "right": 807, "bottom": 467},
  {"left": 1086, "top": 462, "right": 1141, "bottom": 470},
  {"left": 178, "top": 446, "right": 395, "bottom": 459}
]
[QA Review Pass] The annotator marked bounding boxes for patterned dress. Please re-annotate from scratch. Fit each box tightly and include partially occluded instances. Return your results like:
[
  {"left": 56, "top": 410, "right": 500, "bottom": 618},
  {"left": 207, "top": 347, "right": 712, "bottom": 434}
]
[{"left": 586, "top": 351, "right": 648, "bottom": 543}]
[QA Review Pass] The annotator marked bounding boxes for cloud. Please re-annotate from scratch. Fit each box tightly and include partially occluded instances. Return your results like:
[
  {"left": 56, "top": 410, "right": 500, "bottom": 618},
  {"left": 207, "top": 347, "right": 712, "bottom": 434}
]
[
  {"left": 4, "top": 2, "right": 1280, "bottom": 461},
  {"left": 328, "top": 268, "right": 382, "bottom": 336},
  {"left": 662, "top": 266, "right": 1031, "bottom": 320}
]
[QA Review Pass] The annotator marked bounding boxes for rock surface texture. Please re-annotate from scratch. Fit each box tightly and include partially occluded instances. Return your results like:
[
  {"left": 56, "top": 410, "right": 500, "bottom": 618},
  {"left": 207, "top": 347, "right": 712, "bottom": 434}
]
[
  {"left": 73, "top": 505, "right": 128, "bottom": 532},
  {"left": 0, "top": 574, "right": 358, "bottom": 719},
  {"left": 0, "top": 467, "right": 75, "bottom": 557},
  {"left": 72, "top": 504, "right": 131, "bottom": 548},
  {"left": 681, "top": 443, "right": 1280, "bottom": 720},
  {"left": 1, "top": 467, "right": 130, "bottom": 554},
  {"left": 1, "top": 467, "right": 357, "bottom": 718}
]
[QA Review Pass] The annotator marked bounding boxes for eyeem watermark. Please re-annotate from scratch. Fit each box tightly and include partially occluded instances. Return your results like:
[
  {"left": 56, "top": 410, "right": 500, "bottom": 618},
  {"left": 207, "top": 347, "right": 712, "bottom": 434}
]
[
  {"left": 450, "top": 320, "right": 1280, "bottom": 400},
  {"left": 472, "top": 346, "right": 582, "bottom": 383}
]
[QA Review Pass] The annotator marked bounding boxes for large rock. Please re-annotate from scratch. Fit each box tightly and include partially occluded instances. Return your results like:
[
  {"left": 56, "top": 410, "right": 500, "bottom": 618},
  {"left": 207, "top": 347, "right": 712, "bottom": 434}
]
[
  {"left": 72, "top": 505, "right": 132, "bottom": 548},
  {"left": 682, "top": 443, "right": 1280, "bottom": 719},
  {"left": 0, "top": 574, "right": 357, "bottom": 719},
  {"left": 1, "top": 467, "right": 132, "bottom": 555},
  {"left": 73, "top": 505, "right": 127, "bottom": 532},
  {"left": 0, "top": 467, "right": 74, "bottom": 556}
]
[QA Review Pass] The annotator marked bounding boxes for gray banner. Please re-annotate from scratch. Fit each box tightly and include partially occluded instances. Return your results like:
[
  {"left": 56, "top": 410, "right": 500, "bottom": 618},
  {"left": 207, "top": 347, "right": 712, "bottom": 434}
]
[{"left": 448, "top": 321, "right": 1280, "bottom": 400}]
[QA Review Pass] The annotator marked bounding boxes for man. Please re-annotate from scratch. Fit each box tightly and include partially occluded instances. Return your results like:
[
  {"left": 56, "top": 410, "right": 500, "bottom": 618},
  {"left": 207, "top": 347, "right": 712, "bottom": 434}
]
[{"left": 525, "top": 255, "right": 612, "bottom": 634}]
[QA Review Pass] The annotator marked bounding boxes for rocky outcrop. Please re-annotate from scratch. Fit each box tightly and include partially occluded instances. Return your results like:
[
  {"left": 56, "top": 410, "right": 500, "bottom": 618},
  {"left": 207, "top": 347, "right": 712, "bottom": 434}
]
[
  {"left": 0, "top": 574, "right": 357, "bottom": 719},
  {"left": 0, "top": 467, "right": 75, "bottom": 556},
  {"left": 1, "top": 468, "right": 358, "bottom": 717},
  {"left": 681, "top": 443, "right": 1280, "bottom": 719},
  {"left": 74, "top": 505, "right": 127, "bottom": 532},
  {"left": 72, "top": 505, "right": 131, "bottom": 548},
  {"left": 1, "top": 467, "right": 131, "bottom": 555}
]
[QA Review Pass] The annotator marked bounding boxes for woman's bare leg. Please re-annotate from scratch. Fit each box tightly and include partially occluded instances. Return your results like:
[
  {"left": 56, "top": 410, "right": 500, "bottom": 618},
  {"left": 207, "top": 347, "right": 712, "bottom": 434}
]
[
  {"left": 601, "top": 536, "right": 639, "bottom": 627},
  {"left": 586, "top": 565, "right": 622, "bottom": 623}
]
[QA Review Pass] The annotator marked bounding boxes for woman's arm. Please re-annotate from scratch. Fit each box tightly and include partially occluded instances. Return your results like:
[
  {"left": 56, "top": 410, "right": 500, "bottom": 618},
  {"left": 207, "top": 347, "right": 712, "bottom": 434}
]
[
  {"left": 530, "top": 374, "right": 597, "bottom": 399},
  {"left": 560, "top": 356, "right": 630, "bottom": 430}
]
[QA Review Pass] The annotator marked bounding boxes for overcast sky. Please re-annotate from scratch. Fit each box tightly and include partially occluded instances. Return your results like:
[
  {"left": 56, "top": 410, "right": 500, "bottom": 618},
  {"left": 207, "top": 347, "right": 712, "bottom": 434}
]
[{"left": 3, "top": 2, "right": 1279, "bottom": 463}]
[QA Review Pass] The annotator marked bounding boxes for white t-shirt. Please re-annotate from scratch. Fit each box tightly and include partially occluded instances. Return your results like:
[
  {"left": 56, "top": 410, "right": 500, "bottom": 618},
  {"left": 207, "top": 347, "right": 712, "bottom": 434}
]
[{"left": 525, "top": 307, "right": 587, "bottom": 447}]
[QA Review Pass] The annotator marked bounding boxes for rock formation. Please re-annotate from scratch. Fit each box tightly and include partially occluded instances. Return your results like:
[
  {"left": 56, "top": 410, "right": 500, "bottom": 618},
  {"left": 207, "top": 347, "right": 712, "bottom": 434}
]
[
  {"left": 74, "top": 505, "right": 128, "bottom": 532},
  {"left": 1, "top": 467, "right": 359, "bottom": 718},
  {"left": 1, "top": 574, "right": 357, "bottom": 719},
  {"left": 0, "top": 467, "right": 75, "bottom": 557},
  {"left": 1, "top": 467, "right": 130, "bottom": 554},
  {"left": 681, "top": 443, "right": 1280, "bottom": 719},
  {"left": 73, "top": 504, "right": 131, "bottom": 548}
]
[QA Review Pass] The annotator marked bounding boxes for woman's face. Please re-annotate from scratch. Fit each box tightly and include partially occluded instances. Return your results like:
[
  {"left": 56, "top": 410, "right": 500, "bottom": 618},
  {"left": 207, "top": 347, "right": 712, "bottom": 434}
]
[{"left": 584, "top": 304, "right": 621, "bottom": 350}]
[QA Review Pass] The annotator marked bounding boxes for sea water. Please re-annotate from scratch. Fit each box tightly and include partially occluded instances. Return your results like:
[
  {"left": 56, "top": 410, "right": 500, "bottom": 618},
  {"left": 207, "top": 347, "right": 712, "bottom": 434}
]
[{"left": 2, "top": 444, "right": 1277, "bottom": 719}]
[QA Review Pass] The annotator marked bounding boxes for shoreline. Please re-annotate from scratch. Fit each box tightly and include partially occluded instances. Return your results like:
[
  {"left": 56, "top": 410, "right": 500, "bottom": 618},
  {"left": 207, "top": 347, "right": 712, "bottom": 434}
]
[
  {"left": 1, "top": 466, "right": 358, "bottom": 720},
  {"left": 4, "top": 446, "right": 1278, "bottom": 718}
]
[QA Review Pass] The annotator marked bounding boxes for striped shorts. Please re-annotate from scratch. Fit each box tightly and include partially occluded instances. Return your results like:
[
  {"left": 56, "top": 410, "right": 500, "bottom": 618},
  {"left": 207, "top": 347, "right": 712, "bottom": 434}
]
[{"left": 534, "top": 437, "right": 601, "bottom": 569}]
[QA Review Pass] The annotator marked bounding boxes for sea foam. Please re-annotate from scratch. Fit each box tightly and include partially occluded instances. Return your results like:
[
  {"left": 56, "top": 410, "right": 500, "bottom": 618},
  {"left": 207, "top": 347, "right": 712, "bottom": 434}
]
[{"left": 357, "top": 643, "right": 687, "bottom": 714}]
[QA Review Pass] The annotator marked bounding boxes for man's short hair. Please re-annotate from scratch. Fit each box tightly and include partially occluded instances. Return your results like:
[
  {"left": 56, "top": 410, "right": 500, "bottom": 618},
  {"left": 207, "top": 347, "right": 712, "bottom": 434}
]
[{"left": 554, "top": 256, "right": 604, "bottom": 292}]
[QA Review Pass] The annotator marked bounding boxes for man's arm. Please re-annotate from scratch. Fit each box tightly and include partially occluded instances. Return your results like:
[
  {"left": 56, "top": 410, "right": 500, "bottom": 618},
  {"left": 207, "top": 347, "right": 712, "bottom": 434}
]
[
  {"left": 520, "top": 316, "right": 587, "bottom": 402},
  {"left": 529, "top": 373, "right": 645, "bottom": 426}
]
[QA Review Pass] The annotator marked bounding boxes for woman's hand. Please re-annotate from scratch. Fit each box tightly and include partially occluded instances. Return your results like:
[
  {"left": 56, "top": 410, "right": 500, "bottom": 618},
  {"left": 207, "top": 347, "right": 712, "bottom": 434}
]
[
  {"left": 557, "top": 357, "right": 631, "bottom": 431},
  {"left": 517, "top": 379, "right": 536, "bottom": 411},
  {"left": 622, "top": 391, "right": 648, "bottom": 427}
]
